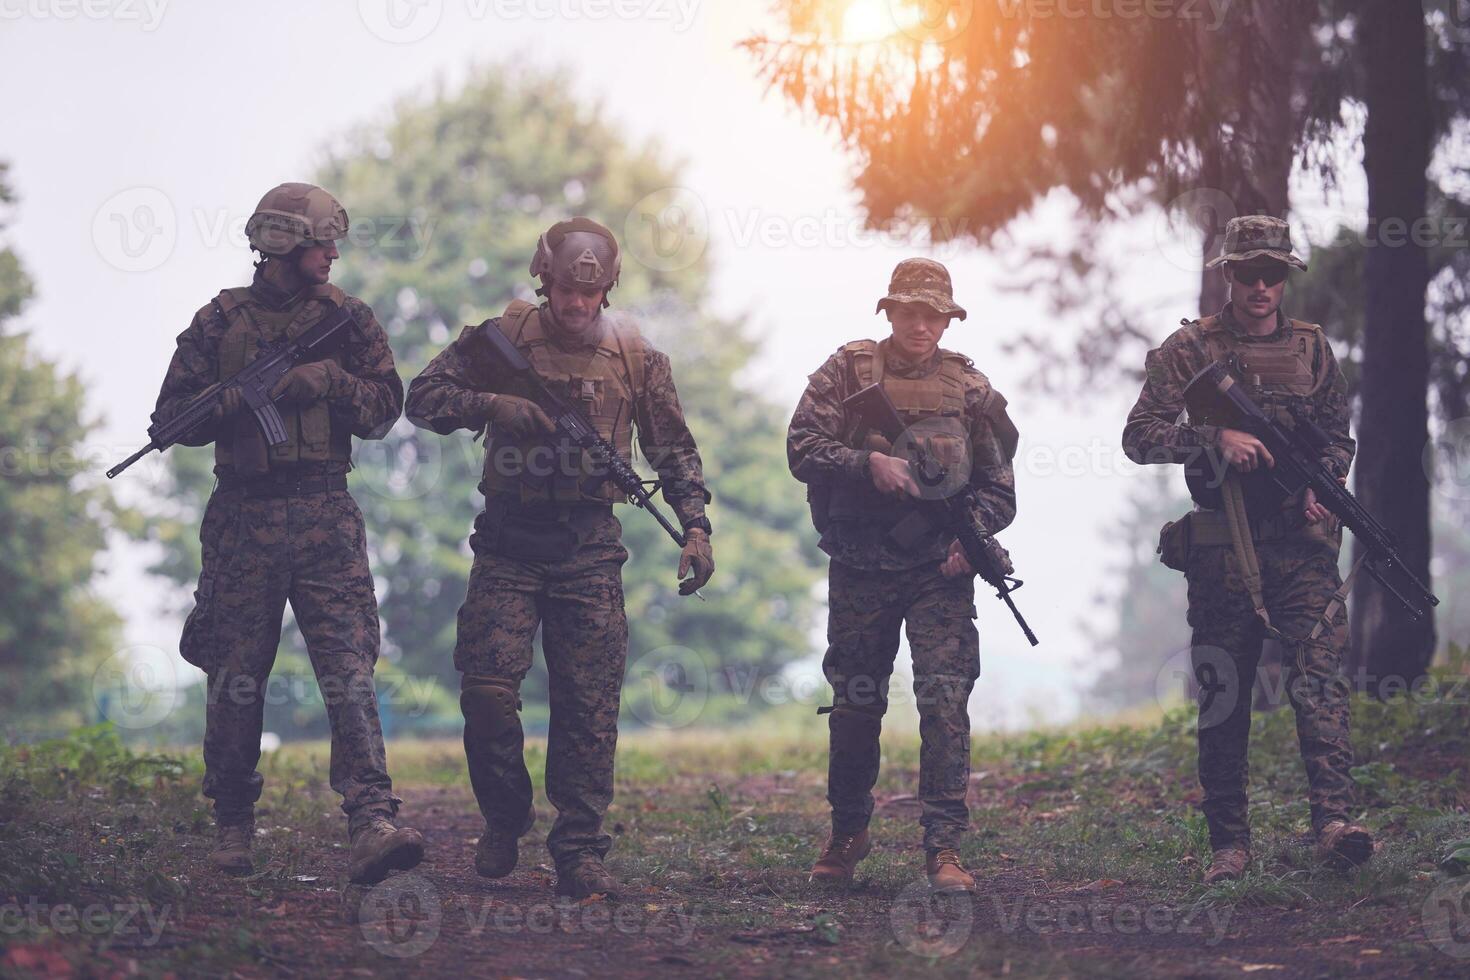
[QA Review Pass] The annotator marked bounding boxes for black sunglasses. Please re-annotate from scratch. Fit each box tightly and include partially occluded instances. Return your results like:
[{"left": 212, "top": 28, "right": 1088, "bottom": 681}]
[{"left": 1227, "top": 262, "right": 1290, "bottom": 287}]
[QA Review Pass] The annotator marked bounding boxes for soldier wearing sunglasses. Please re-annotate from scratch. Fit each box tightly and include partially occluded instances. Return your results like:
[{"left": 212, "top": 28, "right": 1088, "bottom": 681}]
[{"left": 1122, "top": 215, "right": 1372, "bottom": 885}]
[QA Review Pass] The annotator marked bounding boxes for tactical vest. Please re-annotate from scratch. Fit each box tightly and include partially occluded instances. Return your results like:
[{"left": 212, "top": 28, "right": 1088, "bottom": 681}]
[
  {"left": 480, "top": 300, "right": 646, "bottom": 504},
  {"left": 819, "top": 339, "right": 973, "bottom": 530},
  {"left": 1198, "top": 314, "right": 1331, "bottom": 426},
  {"left": 213, "top": 284, "right": 352, "bottom": 472}
]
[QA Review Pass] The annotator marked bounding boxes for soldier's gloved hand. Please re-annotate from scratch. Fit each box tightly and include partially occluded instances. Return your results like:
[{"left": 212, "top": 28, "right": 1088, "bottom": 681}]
[
  {"left": 869, "top": 452, "right": 920, "bottom": 497},
  {"left": 270, "top": 362, "right": 338, "bottom": 406},
  {"left": 484, "top": 394, "right": 555, "bottom": 440},
  {"left": 678, "top": 529, "right": 714, "bottom": 596},
  {"left": 212, "top": 385, "right": 244, "bottom": 421}
]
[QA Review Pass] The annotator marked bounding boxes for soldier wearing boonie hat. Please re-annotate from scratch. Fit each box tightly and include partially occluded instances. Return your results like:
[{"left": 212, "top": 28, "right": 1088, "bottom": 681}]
[
  {"left": 788, "top": 257, "right": 1019, "bottom": 895},
  {"left": 1124, "top": 214, "right": 1372, "bottom": 885}
]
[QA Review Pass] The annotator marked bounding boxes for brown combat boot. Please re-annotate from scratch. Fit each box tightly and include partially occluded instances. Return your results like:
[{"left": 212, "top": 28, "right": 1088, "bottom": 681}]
[
  {"left": 1317, "top": 821, "right": 1374, "bottom": 868},
  {"left": 925, "top": 848, "right": 976, "bottom": 894},
  {"left": 210, "top": 823, "right": 254, "bottom": 876},
  {"left": 555, "top": 856, "right": 620, "bottom": 900},
  {"left": 474, "top": 805, "right": 537, "bottom": 879},
  {"left": 1203, "top": 846, "right": 1251, "bottom": 884},
  {"left": 349, "top": 816, "right": 426, "bottom": 884},
  {"left": 810, "top": 829, "right": 871, "bottom": 886}
]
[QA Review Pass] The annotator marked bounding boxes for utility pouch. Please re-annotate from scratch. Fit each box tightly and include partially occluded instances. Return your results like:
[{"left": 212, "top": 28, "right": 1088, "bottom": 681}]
[{"left": 1157, "top": 514, "right": 1193, "bottom": 573}]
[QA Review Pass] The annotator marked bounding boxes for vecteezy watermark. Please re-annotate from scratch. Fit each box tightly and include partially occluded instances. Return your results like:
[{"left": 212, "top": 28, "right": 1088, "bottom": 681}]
[
  {"left": 92, "top": 645, "right": 183, "bottom": 730},
  {"left": 994, "top": 0, "right": 1233, "bottom": 31},
  {"left": 889, "top": 878, "right": 973, "bottom": 957},
  {"left": 1424, "top": 417, "right": 1470, "bottom": 502},
  {"left": 90, "top": 187, "right": 438, "bottom": 273},
  {"left": 0, "top": 899, "right": 173, "bottom": 945},
  {"left": 623, "top": 187, "right": 710, "bottom": 274},
  {"left": 994, "top": 894, "right": 1232, "bottom": 944},
  {"left": 0, "top": 0, "right": 169, "bottom": 30},
  {"left": 205, "top": 670, "right": 443, "bottom": 719},
  {"left": 357, "top": 0, "right": 700, "bottom": 43},
  {"left": 461, "top": 897, "right": 696, "bottom": 943},
  {"left": 1154, "top": 643, "right": 1470, "bottom": 725},
  {"left": 625, "top": 645, "right": 711, "bottom": 729},
  {"left": 1154, "top": 645, "right": 1240, "bottom": 731},
  {"left": 1422, "top": 877, "right": 1470, "bottom": 960},
  {"left": 1156, "top": 189, "right": 1470, "bottom": 274},
  {"left": 93, "top": 187, "right": 177, "bottom": 273},
  {"left": 359, "top": 872, "right": 442, "bottom": 958}
]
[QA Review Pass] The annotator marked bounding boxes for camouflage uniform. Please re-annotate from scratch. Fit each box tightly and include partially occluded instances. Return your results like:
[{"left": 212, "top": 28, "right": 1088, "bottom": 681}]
[
  {"left": 1122, "top": 219, "right": 1359, "bottom": 850},
  {"left": 156, "top": 257, "right": 405, "bottom": 833},
  {"left": 405, "top": 296, "right": 709, "bottom": 869},
  {"left": 788, "top": 259, "right": 1018, "bottom": 852}
]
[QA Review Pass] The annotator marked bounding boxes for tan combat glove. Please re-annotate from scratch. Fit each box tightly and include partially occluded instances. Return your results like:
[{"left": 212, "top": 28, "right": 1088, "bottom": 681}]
[
  {"left": 480, "top": 394, "right": 555, "bottom": 440},
  {"left": 678, "top": 529, "right": 714, "bottom": 596},
  {"left": 270, "top": 362, "right": 339, "bottom": 405}
]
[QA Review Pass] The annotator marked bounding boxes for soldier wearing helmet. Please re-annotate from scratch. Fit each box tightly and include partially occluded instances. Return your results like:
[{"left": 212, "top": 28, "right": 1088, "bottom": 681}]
[
  {"left": 787, "top": 258, "right": 1020, "bottom": 895},
  {"left": 406, "top": 217, "right": 714, "bottom": 900},
  {"left": 1123, "top": 215, "right": 1371, "bottom": 884},
  {"left": 150, "top": 182, "right": 423, "bottom": 883}
]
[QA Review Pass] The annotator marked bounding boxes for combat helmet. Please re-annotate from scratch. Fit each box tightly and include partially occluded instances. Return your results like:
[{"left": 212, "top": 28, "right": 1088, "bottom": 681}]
[
  {"left": 244, "top": 183, "right": 350, "bottom": 256},
  {"left": 530, "top": 217, "right": 621, "bottom": 307}
]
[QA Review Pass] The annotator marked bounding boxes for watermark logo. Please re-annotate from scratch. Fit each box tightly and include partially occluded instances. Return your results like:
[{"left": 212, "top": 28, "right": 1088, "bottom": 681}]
[
  {"left": 91, "top": 645, "right": 181, "bottom": 730},
  {"left": 623, "top": 187, "right": 709, "bottom": 274},
  {"left": 1425, "top": 416, "right": 1470, "bottom": 502},
  {"left": 1154, "top": 645, "right": 1240, "bottom": 731},
  {"left": 93, "top": 187, "right": 176, "bottom": 273},
  {"left": 358, "top": 0, "right": 444, "bottom": 43},
  {"left": 359, "top": 872, "right": 442, "bottom": 958},
  {"left": 625, "top": 645, "right": 710, "bottom": 729},
  {"left": 1422, "top": 878, "right": 1470, "bottom": 959},
  {"left": 889, "top": 878, "right": 973, "bottom": 957}
]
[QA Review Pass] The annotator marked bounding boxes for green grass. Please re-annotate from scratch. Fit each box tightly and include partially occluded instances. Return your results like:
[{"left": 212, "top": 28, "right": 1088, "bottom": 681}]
[{"left": 3, "top": 664, "right": 1468, "bottom": 976}]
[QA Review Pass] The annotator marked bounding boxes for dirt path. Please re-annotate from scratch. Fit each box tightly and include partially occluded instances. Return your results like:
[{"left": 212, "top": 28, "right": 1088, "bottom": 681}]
[{"left": 124, "top": 780, "right": 1462, "bottom": 979}]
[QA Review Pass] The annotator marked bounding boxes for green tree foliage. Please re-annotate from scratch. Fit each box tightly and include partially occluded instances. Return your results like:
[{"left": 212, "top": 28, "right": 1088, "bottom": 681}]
[
  {"left": 0, "top": 164, "right": 121, "bottom": 733},
  {"left": 144, "top": 66, "right": 823, "bottom": 730}
]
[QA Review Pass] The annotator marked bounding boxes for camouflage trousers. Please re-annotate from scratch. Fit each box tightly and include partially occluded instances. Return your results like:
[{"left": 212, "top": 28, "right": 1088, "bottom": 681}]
[
  {"left": 822, "top": 559, "right": 980, "bottom": 851},
  {"left": 454, "top": 508, "right": 629, "bottom": 868},
  {"left": 1185, "top": 523, "right": 1356, "bottom": 850},
  {"left": 181, "top": 487, "right": 399, "bottom": 832}
]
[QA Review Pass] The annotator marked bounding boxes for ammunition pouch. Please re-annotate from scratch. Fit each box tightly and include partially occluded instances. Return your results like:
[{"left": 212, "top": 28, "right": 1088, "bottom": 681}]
[{"left": 1157, "top": 506, "right": 1337, "bottom": 573}]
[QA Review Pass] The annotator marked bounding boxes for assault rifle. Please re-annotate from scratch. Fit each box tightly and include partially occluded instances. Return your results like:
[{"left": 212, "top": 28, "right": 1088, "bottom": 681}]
[
  {"left": 844, "top": 382, "right": 1038, "bottom": 646},
  {"left": 476, "top": 321, "right": 688, "bottom": 550},
  {"left": 1183, "top": 359, "right": 1439, "bottom": 621},
  {"left": 108, "top": 307, "right": 356, "bottom": 479}
]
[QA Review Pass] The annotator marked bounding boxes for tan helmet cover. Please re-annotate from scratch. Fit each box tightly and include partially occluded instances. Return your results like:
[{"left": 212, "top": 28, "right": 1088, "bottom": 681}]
[{"left": 245, "top": 183, "right": 350, "bottom": 256}]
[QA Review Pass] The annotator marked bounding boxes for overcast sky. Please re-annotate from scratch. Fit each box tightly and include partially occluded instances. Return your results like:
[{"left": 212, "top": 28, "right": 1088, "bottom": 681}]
[{"left": 0, "top": 1, "right": 1369, "bottom": 730}]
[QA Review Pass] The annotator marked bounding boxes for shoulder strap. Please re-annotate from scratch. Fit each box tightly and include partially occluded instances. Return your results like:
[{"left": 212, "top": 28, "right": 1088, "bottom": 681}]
[
  {"left": 499, "top": 299, "right": 539, "bottom": 344},
  {"left": 308, "top": 283, "right": 347, "bottom": 307},
  {"left": 213, "top": 288, "right": 252, "bottom": 316},
  {"left": 606, "top": 317, "right": 647, "bottom": 397}
]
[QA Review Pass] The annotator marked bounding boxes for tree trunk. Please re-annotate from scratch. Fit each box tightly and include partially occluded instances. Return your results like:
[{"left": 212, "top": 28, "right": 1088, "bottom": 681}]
[
  {"left": 1196, "top": 0, "right": 1311, "bottom": 316},
  {"left": 1351, "top": 0, "right": 1436, "bottom": 693}
]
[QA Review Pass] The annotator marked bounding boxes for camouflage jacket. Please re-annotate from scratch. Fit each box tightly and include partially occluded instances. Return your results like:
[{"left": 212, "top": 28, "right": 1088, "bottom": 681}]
[
  {"left": 151, "top": 264, "right": 404, "bottom": 476},
  {"left": 787, "top": 341, "right": 1019, "bottom": 571},
  {"left": 1121, "top": 304, "right": 1354, "bottom": 483},
  {"left": 404, "top": 307, "right": 710, "bottom": 527}
]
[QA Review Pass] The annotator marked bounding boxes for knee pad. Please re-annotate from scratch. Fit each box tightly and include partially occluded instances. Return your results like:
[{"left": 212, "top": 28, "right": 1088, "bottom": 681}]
[{"left": 461, "top": 676, "right": 522, "bottom": 738}]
